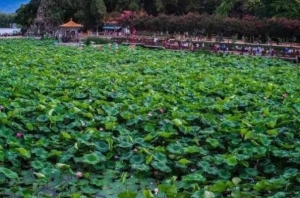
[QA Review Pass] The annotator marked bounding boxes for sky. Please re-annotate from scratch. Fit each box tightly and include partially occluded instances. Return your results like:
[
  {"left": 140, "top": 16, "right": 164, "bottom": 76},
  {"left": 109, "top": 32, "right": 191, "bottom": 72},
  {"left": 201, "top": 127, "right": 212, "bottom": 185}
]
[{"left": 0, "top": 0, "right": 30, "bottom": 13}]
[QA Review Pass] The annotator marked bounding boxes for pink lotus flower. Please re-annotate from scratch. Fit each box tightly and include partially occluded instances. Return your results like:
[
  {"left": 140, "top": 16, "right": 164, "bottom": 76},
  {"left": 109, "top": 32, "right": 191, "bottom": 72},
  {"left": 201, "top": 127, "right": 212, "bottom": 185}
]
[
  {"left": 99, "top": 127, "right": 104, "bottom": 131},
  {"left": 159, "top": 108, "right": 164, "bottom": 113},
  {"left": 282, "top": 93, "right": 288, "bottom": 98},
  {"left": 76, "top": 172, "right": 83, "bottom": 178},
  {"left": 0, "top": 105, "right": 3, "bottom": 110},
  {"left": 154, "top": 188, "right": 159, "bottom": 194},
  {"left": 16, "top": 132, "right": 23, "bottom": 138}
]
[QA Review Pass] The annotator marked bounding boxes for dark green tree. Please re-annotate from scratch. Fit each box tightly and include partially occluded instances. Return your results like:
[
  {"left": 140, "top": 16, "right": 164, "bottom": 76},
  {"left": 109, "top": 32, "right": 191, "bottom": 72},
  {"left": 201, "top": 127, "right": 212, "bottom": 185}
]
[
  {"left": 0, "top": 13, "right": 16, "bottom": 28},
  {"left": 90, "top": 0, "right": 107, "bottom": 34},
  {"left": 15, "top": 0, "right": 40, "bottom": 27}
]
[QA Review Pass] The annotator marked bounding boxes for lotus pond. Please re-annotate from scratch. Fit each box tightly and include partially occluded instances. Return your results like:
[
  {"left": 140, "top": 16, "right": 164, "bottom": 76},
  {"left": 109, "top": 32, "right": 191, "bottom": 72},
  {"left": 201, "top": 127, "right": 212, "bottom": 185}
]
[{"left": 0, "top": 39, "right": 300, "bottom": 197}]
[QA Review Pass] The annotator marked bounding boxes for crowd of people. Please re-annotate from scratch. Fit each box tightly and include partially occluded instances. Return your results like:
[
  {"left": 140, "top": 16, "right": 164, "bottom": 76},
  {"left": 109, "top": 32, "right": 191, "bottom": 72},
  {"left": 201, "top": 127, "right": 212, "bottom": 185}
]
[
  {"left": 211, "top": 44, "right": 300, "bottom": 57},
  {"left": 0, "top": 32, "right": 22, "bottom": 37}
]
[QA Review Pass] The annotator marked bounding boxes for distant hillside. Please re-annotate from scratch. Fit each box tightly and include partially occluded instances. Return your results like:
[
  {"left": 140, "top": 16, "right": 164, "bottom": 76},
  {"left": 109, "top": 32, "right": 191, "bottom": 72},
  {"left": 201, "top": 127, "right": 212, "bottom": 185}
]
[{"left": 0, "top": 0, "right": 29, "bottom": 13}]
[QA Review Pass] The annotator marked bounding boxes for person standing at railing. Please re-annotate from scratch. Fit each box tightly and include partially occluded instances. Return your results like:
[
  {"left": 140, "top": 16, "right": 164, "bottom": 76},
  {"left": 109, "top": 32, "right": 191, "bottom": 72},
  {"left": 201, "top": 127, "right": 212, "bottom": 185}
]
[{"left": 153, "top": 36, "right": 158, "bottom": 46}]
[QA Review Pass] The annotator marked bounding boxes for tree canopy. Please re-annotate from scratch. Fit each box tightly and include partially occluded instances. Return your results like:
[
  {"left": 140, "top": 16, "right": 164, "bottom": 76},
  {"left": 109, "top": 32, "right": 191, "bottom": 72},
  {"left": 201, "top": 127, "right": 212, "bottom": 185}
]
[
  {"left": 14, "top": 0, "right": 300, "bottom": 28},
  {"left": 0, "top": 12, "right": 16, "bottom": 28}
]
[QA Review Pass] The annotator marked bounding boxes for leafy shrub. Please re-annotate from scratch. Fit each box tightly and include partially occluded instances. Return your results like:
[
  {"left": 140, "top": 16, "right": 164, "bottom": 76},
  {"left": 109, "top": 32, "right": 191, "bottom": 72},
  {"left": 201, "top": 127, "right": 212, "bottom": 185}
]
[{"left": 84, "top": 36, "right": 111, "bottom": 45}]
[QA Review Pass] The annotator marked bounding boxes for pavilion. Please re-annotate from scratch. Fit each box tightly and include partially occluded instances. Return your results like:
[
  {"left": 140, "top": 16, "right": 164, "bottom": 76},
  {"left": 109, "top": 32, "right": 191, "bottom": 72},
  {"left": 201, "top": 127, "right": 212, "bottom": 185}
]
[
  {"left": 103, "top": 21, "right": 122, "bottom": 33},
  {"left": 59, "top": 18, "right": 83, "bottom": 43}
]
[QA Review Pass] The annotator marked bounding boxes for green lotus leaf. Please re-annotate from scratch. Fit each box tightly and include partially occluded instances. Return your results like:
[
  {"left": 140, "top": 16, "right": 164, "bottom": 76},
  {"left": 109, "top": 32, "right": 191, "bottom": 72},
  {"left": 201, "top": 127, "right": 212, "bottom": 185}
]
[
  {"left": 143, "top": 189, "right": 155, "bottom": 198},
  {"left": 167, "top": 143, "right": 184, "bottom": 154},
  {"left": 36, "top": 115, "right": 49, "bottom": 123},
  {"left": 178, "top": 158, "right": 191, "bottom": 165},
  {"left": 131, "top": 164, "right": 149, "bottom": 172},
  {"left": 118, "top": 191, "right": 138, "bottom": 198},
  {"left": 198, "top": 161, "right": 210, "bottom": 171},
  {"left": 119, "top": 142, "right": 133, "bottom": 148},
  {"left": 32, "top": 148, "right": 48, "bottom": 159},
  {"left": 130, "top": 154, "right": 145, "bottom": 165},
  {"left": 183, "top": 146, "right": 201, "bottom": 154},
  {"left": 264, "top": 164, "right": 276, "bottom": 173},
  {"left": 48, "top": 150, "right": 62, "bottom": 157},
  {"left": 267, "top": 118, "right": 277, "bottom": 128},
  {"left": 71, "top": 193, "right": 81, "bottom": 198},
  {"left": 41, "top": 167, "right": 61, "bottom": 177},
  {"left": 244, "top": 131, "right": 253, "bottom": 140},
  {"left": 182, "top": 173, "right": 206, "bottom": 182},
  {"left": 80, "top": 185, "right": 99, "bottom": 194},
  {"left": 218, "top": 169, "right": 231, "bottom": 179},
  {"left": 82, "top": 152, "right": 106, "bottom": 165},
  {"left": 95, "top": 141, "right": 109, "bottom": 152},
  {"left": 172, "top": 118, "right": 183, "bottom": 126},
  {"left": 0, "top": 167, "right": 18, "bottom": 179},
  {"left": 154, "top": 152, "right": 168, "bottom": 163},
  {"left": 0, "top": 127, "right": 13, "bottom": 138},
  {"left": 0, "top": 150, "right": 4, "bottom": 161},
  {"left": 209, "top": 181, "right": 228, "bottom": 193},
  {"left": 151, "top": 161, "right": 171, "bottom": 172},
  {"left": 90, "top": 178, "right": 104, "bottom": 187},
  {"left": 254, "top": 180, "right": 270, "bottom": 191},
  {"left": 26, "top": 123, "right": 34, "bottom": 131},
  {"left": 144, "top": 124, "right": 155, "bottom": 132},
  {"left": 61, "top": 132, "right": 71, "bottom": 139},
  {"left": 206, "top": 138, "right": 219, "bottom": 147},
  {"left": 206, "top": 167, "right": 218, "bottom": 175},
  {"left": 119, "top": 151, "right": 133, "bottom": 161},
  {"left": 102, "top": 105, "right": 119, "bottom": 116},
  {"left": 16, "top": 148, "right": 31, "bottom": 159},
  {"left": 146, "top": 155, "right": 154, "bottom": 165},
  {"left": 157, "top": 132, "right": 174, "bottom": 138},
  {"left": 283, "top": 168, "right": 298, "bottom": 178},
  {"left": 31, "top": 160, "right": 45, "bottom": 170},
  {"left": 225, "top": 156, "right": 237, "bottom": 166},
  {"left": 267, "top": 129, "right": 278, "bottom": 136},
  {"left": 105, "top": 122, "right": 117, "bottom": 130}
]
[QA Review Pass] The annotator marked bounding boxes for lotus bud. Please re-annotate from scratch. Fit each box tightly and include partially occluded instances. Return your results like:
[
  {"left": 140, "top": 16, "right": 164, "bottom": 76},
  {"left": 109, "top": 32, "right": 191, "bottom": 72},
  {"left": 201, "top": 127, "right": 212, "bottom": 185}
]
[
  {"left": 56, "top": 163, "right": 70, "bottom": 169},
  {"left": 34, "top": 172, "right": 46, "bottom": 178}
]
